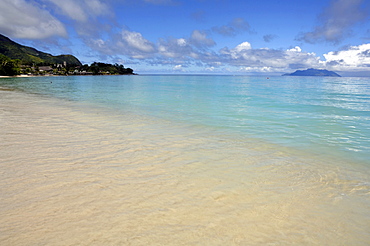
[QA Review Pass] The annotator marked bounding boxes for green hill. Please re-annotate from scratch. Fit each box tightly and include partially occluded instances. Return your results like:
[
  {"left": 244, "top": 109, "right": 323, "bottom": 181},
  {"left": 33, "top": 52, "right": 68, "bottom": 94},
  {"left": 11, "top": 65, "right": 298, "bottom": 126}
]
[{"left": 0, "top": 34, "right": 81, "bottom": 66}]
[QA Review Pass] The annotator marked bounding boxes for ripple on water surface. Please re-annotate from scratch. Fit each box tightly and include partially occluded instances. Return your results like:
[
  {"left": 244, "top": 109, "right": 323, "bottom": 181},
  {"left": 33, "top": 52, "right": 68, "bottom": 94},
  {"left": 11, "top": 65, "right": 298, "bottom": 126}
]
[{"left": 0, "top": 88, "right": 369, "bottom": 245}]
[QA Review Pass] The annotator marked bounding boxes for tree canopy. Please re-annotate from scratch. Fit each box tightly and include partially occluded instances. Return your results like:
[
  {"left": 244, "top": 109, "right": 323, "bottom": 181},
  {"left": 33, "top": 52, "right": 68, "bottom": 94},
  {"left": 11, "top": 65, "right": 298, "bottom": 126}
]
[
  {"left": 0, "top": 34, "right": 135, "bottom": 76},
  {"left": 86, "top": 62, "right": 134, "bottom": 75},
  {"left": 0, "top": 54, "right": 19, "bottom": 76}
]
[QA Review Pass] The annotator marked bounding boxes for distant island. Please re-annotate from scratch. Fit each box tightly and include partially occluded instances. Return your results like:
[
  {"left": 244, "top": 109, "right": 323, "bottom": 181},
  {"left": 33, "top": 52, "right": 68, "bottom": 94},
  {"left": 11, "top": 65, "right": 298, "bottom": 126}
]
[
  {"left": 0, "top": 34, "right": 135, "bottom": 76},
  {"left": 283, "top": 68, "right": 341, "bottom": 77}
]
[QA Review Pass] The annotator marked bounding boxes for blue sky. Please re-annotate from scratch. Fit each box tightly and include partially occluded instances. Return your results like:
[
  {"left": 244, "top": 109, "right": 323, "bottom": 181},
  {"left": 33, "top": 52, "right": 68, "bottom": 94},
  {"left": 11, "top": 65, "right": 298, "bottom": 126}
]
[{"left": 1, "top": 0, "right": 370, "bottom": 75}]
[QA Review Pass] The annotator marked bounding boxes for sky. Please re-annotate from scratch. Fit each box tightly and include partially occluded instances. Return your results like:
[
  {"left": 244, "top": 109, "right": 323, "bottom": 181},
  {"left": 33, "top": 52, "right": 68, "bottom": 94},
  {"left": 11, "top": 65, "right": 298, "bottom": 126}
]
[{"left": 0, "top": 0, "right": 370, "bottom": 75}]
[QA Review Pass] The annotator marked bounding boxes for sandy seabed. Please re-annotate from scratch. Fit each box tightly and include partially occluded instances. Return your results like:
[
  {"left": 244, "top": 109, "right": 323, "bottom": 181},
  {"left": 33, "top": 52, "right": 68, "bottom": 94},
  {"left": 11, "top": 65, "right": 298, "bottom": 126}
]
[{"left": 0, "top": 89, "right": 369, "bottom": 245}]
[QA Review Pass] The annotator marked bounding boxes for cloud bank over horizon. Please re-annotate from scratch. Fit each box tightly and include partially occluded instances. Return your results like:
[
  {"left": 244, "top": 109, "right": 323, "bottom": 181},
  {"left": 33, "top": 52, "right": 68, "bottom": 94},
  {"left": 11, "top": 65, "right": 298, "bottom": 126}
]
[{"left": 0, "top": 0, "right": 370, "bottom": 75}]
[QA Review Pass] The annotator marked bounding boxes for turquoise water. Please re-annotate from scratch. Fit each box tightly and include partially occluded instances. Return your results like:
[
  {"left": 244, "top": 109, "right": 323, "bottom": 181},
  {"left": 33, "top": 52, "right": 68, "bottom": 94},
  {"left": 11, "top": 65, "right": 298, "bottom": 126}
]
[
  {"left": 1, "top": 75, "right": 369, "bottom": 163},
  {"left": 1, "top": 75, "right": 370, "bottom": 245}
]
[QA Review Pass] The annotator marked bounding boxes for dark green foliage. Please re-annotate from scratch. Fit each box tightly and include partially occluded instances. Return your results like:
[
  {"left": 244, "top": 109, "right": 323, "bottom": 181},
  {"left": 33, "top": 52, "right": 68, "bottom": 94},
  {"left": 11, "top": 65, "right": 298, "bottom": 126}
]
[
  {"left": 0, "top": 34, "right": 81, "bottom": 66},
  {"left": 0, "top": 54, "right": 19, "bottom": 76},
  {"left": 0, "top": 34, "right": 135, "bottom": 76},
  {"left": 86, "top": 62, "right": 134, "bottom": 75}
]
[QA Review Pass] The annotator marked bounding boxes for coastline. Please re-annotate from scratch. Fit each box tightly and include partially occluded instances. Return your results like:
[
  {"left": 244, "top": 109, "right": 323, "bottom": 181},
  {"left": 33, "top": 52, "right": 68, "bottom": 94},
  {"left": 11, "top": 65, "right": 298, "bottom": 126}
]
[
  {"left": 0, "top": 73, "right": 137, "bottom": 79},
  {"left": 0, "top": 75, "right": 47, "bottom": 78}
]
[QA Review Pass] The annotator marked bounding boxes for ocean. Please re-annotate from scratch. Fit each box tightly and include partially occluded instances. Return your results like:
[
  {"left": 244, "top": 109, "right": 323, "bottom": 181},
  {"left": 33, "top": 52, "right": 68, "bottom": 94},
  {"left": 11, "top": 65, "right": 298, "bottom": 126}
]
[{"left": 1, "top": 75, "right": 369, "bottom": 245}]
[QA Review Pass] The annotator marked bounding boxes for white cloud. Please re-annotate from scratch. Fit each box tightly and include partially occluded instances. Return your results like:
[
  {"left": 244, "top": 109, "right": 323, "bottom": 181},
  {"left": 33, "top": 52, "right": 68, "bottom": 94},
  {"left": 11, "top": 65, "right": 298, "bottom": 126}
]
[
  {"left": 85, "top": 0, "right": 110, "bottom": 16},
  {"left": 219, "top": 42, "right": 370, "bottom": 73},
  {"left": 121, "top": 30, "right": 156, "bottom": 54},
  {"left": 158, "top": 36, "right": 198, "bottom": 59},
  {"left": 324, "top": 43, "right": 370, "bottom": 71},
  {"left": 239, "top": 66, "right": 277, "bottom": 73},
  {"left": 287, "top": 46, "right": 302, "bottom": 52},
  {"left": 43, "top": 0, "right": 112, "bottom": 37},
  {"left": 92, "top": 39, "right": 106, "bottom": 49},
  {"left": 299, "top": 0, "right": 369, "bottom": 44},
  {"left": 86, "top": 30, "right": 370, "bottom": 74},
  {"left": 217, "top": 42, "right": 322, "bottom": 71},
  {"left": 173, "top": 64, "right": 183, "bottom": 71},
  {"left": 156, "top": 30, "right": 215, "bottom": 60},
  {"left": 85, "top": 30, "right": 156, "bottom": 59},
  {"left": 47, "top": 0, "right": 87, "bottom": 22},
  {"left": 189, "top": 30, "right": 216, "bottom": 48},
  {"left": 234, "top": 42, "right": 252, "bottom": 52},
  {"left": 0, "top": 0, "right": 67, "bottom": 39},
  {"left": 0, "top": 0, "right": 111, "bottom": 40},
  {"left": 177, "top": 38, "right": 187, "bottom": 47},
  {"left": 46, "top": 0, "right": 110, "bottom": 22}
]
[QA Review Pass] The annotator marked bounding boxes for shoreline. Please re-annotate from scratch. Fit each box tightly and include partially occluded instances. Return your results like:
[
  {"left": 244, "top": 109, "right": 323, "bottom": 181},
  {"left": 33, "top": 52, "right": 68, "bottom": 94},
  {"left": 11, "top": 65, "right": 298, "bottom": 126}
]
[
  {"left": 0, "top": 73, "right": 137, "bottom": 79},
  {"left": 0, "top": 74, "right": 60, "bottom": 79}
]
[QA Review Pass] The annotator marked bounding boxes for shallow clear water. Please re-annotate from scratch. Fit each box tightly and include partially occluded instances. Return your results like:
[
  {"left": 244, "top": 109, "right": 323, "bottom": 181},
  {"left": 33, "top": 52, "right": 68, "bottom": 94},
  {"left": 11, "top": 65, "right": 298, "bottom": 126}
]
[
  {"left": 1, "top": 75, "right": 369, "bottom": 162},
  {"left": 0, "top": 75, "right": 369, "bottom": 245}
]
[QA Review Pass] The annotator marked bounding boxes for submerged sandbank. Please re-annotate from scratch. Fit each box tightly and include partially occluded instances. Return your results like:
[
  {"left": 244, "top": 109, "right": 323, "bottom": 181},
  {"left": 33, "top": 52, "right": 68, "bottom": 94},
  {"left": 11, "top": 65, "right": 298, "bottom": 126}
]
[{"left": 0, "top": 88, "right": 369, "bottom": 245}]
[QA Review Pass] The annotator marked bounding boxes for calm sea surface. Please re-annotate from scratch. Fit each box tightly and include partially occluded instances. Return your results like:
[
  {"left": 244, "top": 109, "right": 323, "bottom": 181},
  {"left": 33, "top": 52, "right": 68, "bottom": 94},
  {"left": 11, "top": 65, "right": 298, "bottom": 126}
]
[{"left": 1, "top": 75, "right": 369, "bottom": 245}]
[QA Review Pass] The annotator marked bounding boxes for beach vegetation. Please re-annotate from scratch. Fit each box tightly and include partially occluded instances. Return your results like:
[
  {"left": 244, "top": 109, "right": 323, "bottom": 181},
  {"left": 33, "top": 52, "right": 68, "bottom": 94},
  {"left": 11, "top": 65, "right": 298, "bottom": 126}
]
[
  {"left": 0, "top": 34, "right": 81, "bottom": 67},
  {"left": 0, "top": 34, "right": 135, "bottom": 76},
  {"left": 0, "top": 54, "right": 20, "bottom": 76},
  {"left": 87, "top": 62, "right": 134, "bottom": 75}
]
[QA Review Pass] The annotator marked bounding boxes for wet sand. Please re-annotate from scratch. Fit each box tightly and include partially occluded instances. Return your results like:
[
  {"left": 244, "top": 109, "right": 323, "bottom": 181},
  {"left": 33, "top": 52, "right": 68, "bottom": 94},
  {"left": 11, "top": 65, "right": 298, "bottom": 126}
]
[{"left": 1, "top": 89, "right": 369, "bottom": 245}]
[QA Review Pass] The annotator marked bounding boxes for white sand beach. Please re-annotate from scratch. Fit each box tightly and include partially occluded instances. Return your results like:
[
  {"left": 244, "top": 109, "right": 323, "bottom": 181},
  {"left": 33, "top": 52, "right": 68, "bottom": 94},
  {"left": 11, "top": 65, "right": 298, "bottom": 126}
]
[{"left": 1, "top": 87, "right": 369, "bottom": 245}]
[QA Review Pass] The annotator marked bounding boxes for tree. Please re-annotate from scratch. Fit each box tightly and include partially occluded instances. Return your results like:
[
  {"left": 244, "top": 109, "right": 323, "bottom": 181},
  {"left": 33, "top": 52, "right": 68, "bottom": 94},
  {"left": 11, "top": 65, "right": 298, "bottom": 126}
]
[
  {"left": 86, "top": 62, "right": 134, "bottom": 75},
  {"left": 0, "top": 54, "right": 19, "bottom": 76}
]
